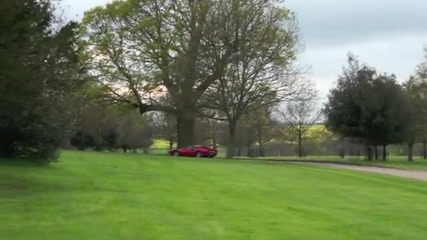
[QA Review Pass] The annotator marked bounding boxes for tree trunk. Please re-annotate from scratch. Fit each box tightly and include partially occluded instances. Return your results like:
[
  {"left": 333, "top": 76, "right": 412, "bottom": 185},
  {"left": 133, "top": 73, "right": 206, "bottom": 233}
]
[
  {"left": 176, "top": 112, "right": 195, "bottom": 148},
  {"left": 298, "top": 133, "right": 303, "bottom": 158},
  {"left": 256, "top": 123, "right": 264, "bottom": 157},
  {"left": 423, "top": 139, "right": 426, "bottom": 160},
  {"left": 226, "top": 121, "right": 237, "bottom": 159},
  {"left": 366, "top": 145, "right": 373, "bottom": 161},
  {"left": 407, "top": 142, "right": 414, "bottom": 162},
  {"left": 79, "top": 132, "right": 85, "bottom": 151},
  {"left": 246, "top": 141, "right": 252, "bottom": 157},
  {"left": 339, "top": 138, "right": 345, "bottom": 158},
  {"left": 212, "top": 137, "right": 217, "bottom": 150},
  {"left": 168, "top": 139, "right": 173, "bottom": 150},
  {"left": 374, "top": 145, "right": 378, "bottom": 160},
  {"left": 211, "top": 121, "right": 217, "bottom": 149},
  {"left": 382, "top": 145, "right": 387, "bottom": 161}
]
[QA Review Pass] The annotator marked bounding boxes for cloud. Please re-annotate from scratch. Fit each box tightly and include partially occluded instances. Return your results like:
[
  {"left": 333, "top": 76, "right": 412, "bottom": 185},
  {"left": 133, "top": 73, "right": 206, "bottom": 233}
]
[
  {"left": 302, "top": 34, "right": 427, "bottom": 102},
  {"left": 286, "top": 0, "right": 427, "bottom": 47},
  {"left": 285, "top": 0, "right": 427, "bottom": 102}
]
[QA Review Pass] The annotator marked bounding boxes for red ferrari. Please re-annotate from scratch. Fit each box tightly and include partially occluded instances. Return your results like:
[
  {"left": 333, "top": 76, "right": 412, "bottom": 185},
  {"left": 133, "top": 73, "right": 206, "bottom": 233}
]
[{"left": 169, "top": 145, "right": 217, "bottom": 158}]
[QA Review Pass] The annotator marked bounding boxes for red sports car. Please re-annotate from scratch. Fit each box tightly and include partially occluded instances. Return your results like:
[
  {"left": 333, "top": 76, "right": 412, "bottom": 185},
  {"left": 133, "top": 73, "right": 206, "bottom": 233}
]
[{"left": 169, "top": 145, "right": 217, "bottom": 158}]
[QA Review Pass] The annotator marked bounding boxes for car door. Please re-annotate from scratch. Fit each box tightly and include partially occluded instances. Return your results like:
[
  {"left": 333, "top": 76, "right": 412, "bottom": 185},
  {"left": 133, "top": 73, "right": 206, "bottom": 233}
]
[{"left": 179, "top": 146, "right": 194, "bottom": 157}]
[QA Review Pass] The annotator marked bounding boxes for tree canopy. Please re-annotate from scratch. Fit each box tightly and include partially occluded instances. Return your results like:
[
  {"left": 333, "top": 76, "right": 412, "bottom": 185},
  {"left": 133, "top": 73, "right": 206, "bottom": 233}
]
[
  {"left": 324, "top": 55, "right": 411, "bottom": 160},
  {"left": 0, "top": 0, "right": 82, "bottom": 161},
  {"left": 80, "top": 0, "right": 301, "bottom": 148}
]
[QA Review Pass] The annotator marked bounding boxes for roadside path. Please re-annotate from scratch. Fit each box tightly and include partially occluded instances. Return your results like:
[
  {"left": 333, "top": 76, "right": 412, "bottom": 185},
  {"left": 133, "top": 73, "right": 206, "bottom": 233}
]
[{"left": 297, "top": 162, "right": 427, "bottom": 181}]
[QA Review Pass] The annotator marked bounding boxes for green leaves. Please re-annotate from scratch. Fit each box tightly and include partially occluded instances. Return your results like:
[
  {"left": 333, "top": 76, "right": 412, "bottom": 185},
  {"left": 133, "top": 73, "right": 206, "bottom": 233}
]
[
  {"left": 325, "top": 55, "right": 412, "bottom": 149},
  {"left": 0, "top": 0, "right": 83, "bottom": 161}
]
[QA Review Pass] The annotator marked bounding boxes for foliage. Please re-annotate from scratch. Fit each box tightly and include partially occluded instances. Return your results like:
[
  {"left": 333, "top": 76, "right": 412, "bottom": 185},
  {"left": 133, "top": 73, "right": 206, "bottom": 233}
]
[
  {"left": 71, "top": 103, "right": 153, "bottom": 152},
  {"left": 402, "top": 48, "right": 427, "bottom": 160},
  {"left": 0, "top": 0, "right": 83, "bottom": 162},
  {"left": 324, "top": 55, "right": 411, "bottom": 160},
  {"left": 80, "top": 0, "right": 302, "bottom": 147},
  {"left": 148, "top": 112, "right": 177, "bottom": 150},
  {"left": 197, "top": 0, "right": 305, "bottom": 158},
  {"left": 278, "top": 100, "right": 321, "bottom": 157},
  {"left": 80, "top": 0, "right": 237, "bottom": 147}
]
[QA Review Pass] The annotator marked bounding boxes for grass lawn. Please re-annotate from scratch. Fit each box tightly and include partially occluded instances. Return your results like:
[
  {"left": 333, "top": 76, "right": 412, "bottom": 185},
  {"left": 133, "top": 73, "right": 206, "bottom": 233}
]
[
  {"left": 241, "top": 155, "right": 427, "bottom": 170},
  {"left": 1, "top": 151, "right": 426, "bottom": 239}
]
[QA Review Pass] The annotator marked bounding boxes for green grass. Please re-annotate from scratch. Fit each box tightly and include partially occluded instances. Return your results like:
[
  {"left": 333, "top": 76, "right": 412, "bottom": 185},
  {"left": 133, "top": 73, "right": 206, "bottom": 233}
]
[
  {"left": 241, "top": 155, "right": 427, "bottom": 170},
  {"left": 1, "top": 151, "right": 426, "bottom": 239}
]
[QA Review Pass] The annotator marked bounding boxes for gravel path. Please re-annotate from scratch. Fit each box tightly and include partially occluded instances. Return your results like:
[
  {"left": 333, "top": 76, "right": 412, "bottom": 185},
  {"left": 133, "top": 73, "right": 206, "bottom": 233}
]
[{"left": 300, "top": 162, "right": 427, "bottom": 181}]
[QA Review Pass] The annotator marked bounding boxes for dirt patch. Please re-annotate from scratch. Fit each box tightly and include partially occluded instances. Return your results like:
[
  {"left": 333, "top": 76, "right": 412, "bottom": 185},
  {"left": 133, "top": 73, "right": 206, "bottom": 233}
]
[{"left": 298, "top": 162, "right": 427, "bottom": 181}]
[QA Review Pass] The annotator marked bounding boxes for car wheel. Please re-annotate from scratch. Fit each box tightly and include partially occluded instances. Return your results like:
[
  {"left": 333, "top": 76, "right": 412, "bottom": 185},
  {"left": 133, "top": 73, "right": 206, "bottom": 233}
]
[
  {"left": 196, "top": 152, "right": 202, "bottom": 158},
  {"left": 174, "top": 151, "right": 179, "bottom": 157}
]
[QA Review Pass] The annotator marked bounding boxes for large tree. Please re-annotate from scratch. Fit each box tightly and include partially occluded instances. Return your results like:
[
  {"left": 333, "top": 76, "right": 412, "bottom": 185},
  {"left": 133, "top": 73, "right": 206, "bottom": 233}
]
[
  {"left": 199, "top": 0, "right": 305, "bottom": 158},
  {"left": 324, "top": 55, "right": 411, "bottom": 160},
  {"left": 0, "top": 0, "right": 82, "bottom": 161},
  {"left": 81, "top": 0, "right": 236, "bottom": 147},
  {"left": 80, "top": 0, "right": 298, "bottom": 148}
]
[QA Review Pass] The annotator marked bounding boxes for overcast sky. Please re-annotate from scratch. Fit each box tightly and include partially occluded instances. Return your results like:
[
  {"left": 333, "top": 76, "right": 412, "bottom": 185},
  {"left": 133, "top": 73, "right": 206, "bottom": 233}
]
[{"left": 63, "top": 0, "right": 427, "bottom": 100}]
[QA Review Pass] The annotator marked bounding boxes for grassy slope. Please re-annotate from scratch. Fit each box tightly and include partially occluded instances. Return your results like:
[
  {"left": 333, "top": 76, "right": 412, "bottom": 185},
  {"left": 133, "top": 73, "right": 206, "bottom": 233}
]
[{"left": 0, "top": 151, "right": 426, "bottom": 240}]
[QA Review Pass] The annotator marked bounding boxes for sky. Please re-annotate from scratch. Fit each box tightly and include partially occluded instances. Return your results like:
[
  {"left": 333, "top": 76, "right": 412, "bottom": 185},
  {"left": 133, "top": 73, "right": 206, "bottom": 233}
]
[{"left": 63, "top": 0, "right": 427, "bottom": 100}]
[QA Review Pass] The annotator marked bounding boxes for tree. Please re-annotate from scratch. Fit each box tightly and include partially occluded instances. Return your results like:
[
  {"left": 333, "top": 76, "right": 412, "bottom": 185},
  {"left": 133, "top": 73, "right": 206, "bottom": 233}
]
[
  {"left": 417, "top": 47, "right": 427, "bottom": 159},
  {"left": 71, "top": 100, "right": 154, "bottom": 152},
  {"left": 149, "top": 112, "right": 177, "bottom": 150},
  {"left": 80, "top": 0, "right": 243, "bottom": 148},
  {"left": 418, "top": 47, "right": 427, "bottom": 79},
  {"left": 117, "top": 110, "right": 153, "bottom": 153},
  {"left": 0, "top": 0, "right": 82, "bottom": 162},
  {"left": 403, "top": 48, "right": 427, "bottom": 161},
  {"left": 365, "top": 74, "right": 411, "bottom": 160},
  {"left": 199, "top": 0, "right": 306, "bottom": 158},
  {"left": 324, "top": 55, "right": 411, "bottom": 161},
  {"left": 278, "top": 100, "right": 321, "bottom": 158}
]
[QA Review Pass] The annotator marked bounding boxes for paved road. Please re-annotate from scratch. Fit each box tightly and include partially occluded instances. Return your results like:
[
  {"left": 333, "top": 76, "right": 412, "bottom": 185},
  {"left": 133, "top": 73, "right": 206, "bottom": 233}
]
[{"left": 299, "top": 162, "right": 427, "bottom": 181}]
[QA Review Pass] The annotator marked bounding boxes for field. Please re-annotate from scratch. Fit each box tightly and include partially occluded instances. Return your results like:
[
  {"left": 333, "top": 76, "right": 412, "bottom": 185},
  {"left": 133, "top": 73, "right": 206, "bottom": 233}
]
[{"left": 1, "top": 151, "right": 426, "bottom": 239}]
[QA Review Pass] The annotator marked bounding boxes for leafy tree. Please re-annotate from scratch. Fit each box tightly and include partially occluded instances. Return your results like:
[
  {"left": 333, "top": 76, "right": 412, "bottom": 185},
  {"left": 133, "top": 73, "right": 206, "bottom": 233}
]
[
  {"left": 117, "top": 110, "right": 153, "bottom": 153},
  {"left": 403, "top": 48, "right": 427, "bottom": 161},
  {"left": 80, "top": 0, "right": 300, "bottom": 148},
  {"left": 199, "top": 0, "right": 305, "bottom": 158},
  {"left": 231, "top": 107, "right": 278, "bottom": 157},
  {"left": 80, "top": 0, "right": 240, "bottom": 147},
  {"left": 0, "top": 0, "right": 82, "bottom": 162},
  {"left": 324, "top": 55, "right": 410, "bottom": 161},
  {"left": 149, "top": 112, "right": 177, "bottom": 150},
  {"left": 71, "top": 102, "right": 154, "bottom": 152},
  {"left": 366, "top": 74, "right": 411, "bottom": 160},
  {"left": 278, "top": 100, "right": 321, "bottom": 157}
]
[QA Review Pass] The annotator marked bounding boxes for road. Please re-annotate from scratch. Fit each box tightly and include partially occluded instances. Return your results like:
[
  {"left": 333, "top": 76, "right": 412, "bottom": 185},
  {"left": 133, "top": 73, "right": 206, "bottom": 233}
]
[{"left": 299, "top": 162, "right": 427, "bottom": 181}]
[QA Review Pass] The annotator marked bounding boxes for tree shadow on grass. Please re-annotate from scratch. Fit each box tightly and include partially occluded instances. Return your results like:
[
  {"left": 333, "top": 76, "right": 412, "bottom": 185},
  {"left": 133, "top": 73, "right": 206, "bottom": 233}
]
[
  {"left": 0, "top": 158, "right": 54, "bottom": 168},
  {"left": 0, "top": 173, "right": 76, "bottom": 199}
]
